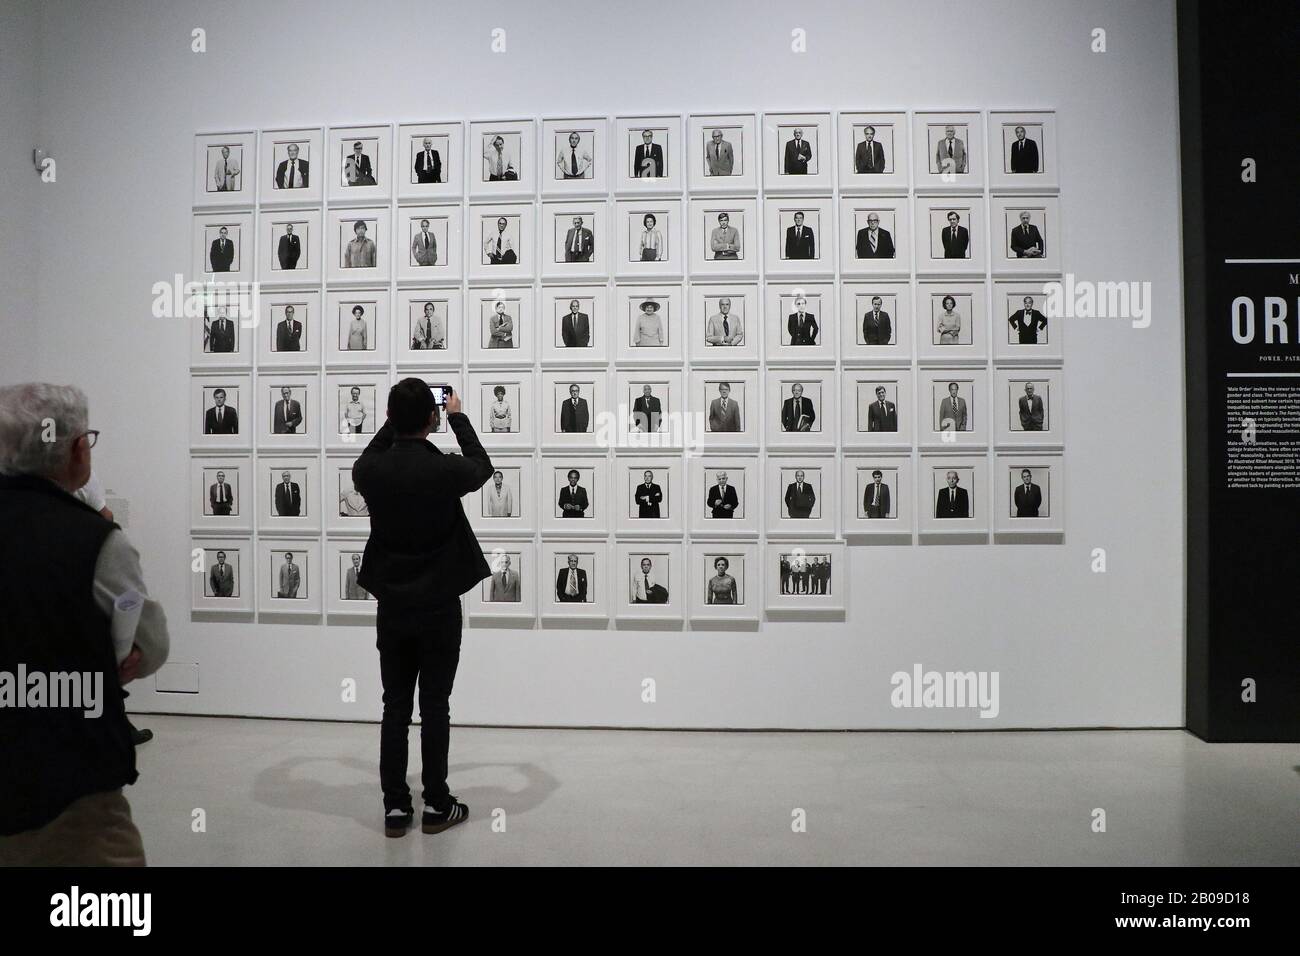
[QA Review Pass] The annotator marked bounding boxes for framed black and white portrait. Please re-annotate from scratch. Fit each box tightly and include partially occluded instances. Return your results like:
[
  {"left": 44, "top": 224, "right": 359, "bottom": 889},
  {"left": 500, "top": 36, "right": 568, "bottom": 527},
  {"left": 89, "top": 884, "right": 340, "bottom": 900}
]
[
  {"left": 190, "top": 287, "right": 253, "bottom": 368},
  {"left": 917, "top": 281, "right": 988, "bottom": 363},
  {"left": 325, "top": 372, "right": 386, "bottom": 451},
  {"left": 191, "top": 373, "right": 252, "bottom": 451},
  {"left": 257, "top": 538, "right": 321, "bottom": 615},
  {"left": 766, "top": 457, "right": 837, "bottom": 537},
  {"left": 257, "top": 290, "right": 320, "bottom": 368},
  {"left": 616, "top": 544, "right": 684, "bottom": 624},
  {"left": 541, "top": 373, "right": 606, "bottom": 450},
  {"left": 615, "top": 371, "right": 684, "bottom": 445},
  {"left": 763, "top": 112, "right": 833, "bottom": 192},
  {"left": 689, "top": 543, "right": 759, "bottom": 624},
  {"left": 615, "top": 457, "right": 684, "bottom": 537},
  {"left": 540, "top": 541, "right": 609, "bottom": 622},
  {"left": 842, "top": 370, "right": 913, "bottom": 449},
  {"left": 543, "top": 117, "right": 608, "bottom": 195},
  {"left": 913, "top": 111, "right": 985, "bottom": 190},
  {"left": 469, "top": 455, "right": 535, "bottom": 537},
  {"left": 466, "top": 542, "right": 537, "bottom": 623},
  {"left": 325, "top": 207, "right": 391, "bottom": 285},
  {"left": 541, "top": 286, "right": 608, "bottom": 365},
  {"left": 325, "top": 291, "right": 389, "bottom": 366},
  {"left": 467, "top": 286, "right": 534, "bottom": 366},
  {"left": 839, "top": 282, "right": 912, "bottom": 366},
  {"left": 191, "top": 539, "right": 253, "bottom": 614},
  {"left": 328, "top": 124, "right": 392, "bottom": 204},
  {"left": 918, "top": 455, "right": 987, "bottom": 538},
  {"left": 842, "top": 455, "right": 914, "bottom": 540},
  {"left": 326, "top": 455, "right": 371, "bottom": 536},
  {"left": 466, "top": 372, "right": 534, "bottom": 449},
  {"left": 257, "top": 373, "right": 318, "bottom": 451},
  {"left": 994, "top": 282, "right": 1061, "bottom": 365},
  {"left": 764, "top": 199, "right": 834, "bottom": 277},
  {"left": 989, "top": 111, "right": 1059, "bottom": 192},
  {"left": 541, "top": 201, "right": 607, "bottom": 280},
  {"left": 994, "top": 454, "right": 1064, "bottom": 537},
  {"left": 469, "top": 203, "right": 534, "bottom": 282},
  {"left": 688, "top": 199, "right": 758, "bottom": 279},
  {"left": 839, "top": 197, "right": 911, "bottom": 277},
  {"left": 615, "top": 199, "right": 682, "bottom": 278},
  {"left": 194, "top": 131, "right": 255, "bottom": 207},
  {"left": 995, "top": 369, "right": 1063, "bottom": 447},
  {"left": 614, "top": 115, "right": 682, "bottom": 194},
  {"left": 837, "top": 112, "right": 908, "bottom": 193},
  {"left": 690, "top": 369, "right": 759, "bottom": 451},
  {"left": 688, "top": 112, "right": 758, "bottom": 192},
  {"left": 919, "top": 368, "right": 990, "bottom": 448},
  {"left": 193, "top": 211, "right": 254, "bottom": 283},
  {"left": 689, "top": 283, "right": 759, "bottom": 365},
  {"left": 614, "top": 284, "right": 684, "bottom": 364},
  {"left": 991, "top": 196, "right": 1061, "bottom": 274},
  {"left": 766, "top": 542, "right": 845, "bottom": 613},
  {"left": 689, "top": 457, "right": 760, "bottom": 537},
  {"left": 764, "top": 283, "right": 836, "bottom": 365},
  {"left": 395, "top": 288, "right": 462, "bottom": 367},
  {"left": 258, "top": 209, "right": 321, "bottom": 285},
  {"left": 470, "top": 119, "right": 536, "bottom": 199},
  {"left": 258, "top": 456, "right": 320, "bottom": 534},
  {"left": 190, "top": 455, "right": 251, "bottom": 533},
  {"left": 916, "top": 197, "right": 986, "bottom": 275},
  {"left": 397, "top": 121, "right": 463, "bottom": 201},
  {"left": 396, "top": 205, "right": 463, "bottom": 283},
  {"left": 542, "top": 458, "right": 609, "bottom": 536},
  {"left": 765, "top": 372, "right": 836, "bottom": 451},
  {"left": 260, "top": 127, "right": 322, "bottom": 206},
  {"left": 325, "top": 542, "right": 377, "bottom": 617}
]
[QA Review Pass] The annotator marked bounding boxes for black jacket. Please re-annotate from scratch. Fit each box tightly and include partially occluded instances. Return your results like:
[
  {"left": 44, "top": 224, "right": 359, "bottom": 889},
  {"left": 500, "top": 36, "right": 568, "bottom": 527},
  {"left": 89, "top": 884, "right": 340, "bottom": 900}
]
[{"left": 351, "top": 413, "right": 493, "bottom": 610}]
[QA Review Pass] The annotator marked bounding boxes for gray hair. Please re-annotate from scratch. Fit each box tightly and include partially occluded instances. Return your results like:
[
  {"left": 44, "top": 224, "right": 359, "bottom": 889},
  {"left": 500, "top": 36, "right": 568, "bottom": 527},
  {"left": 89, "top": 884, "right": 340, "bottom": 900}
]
[{"left": 0, "top": 383, "right": 89, "bottom": 478}]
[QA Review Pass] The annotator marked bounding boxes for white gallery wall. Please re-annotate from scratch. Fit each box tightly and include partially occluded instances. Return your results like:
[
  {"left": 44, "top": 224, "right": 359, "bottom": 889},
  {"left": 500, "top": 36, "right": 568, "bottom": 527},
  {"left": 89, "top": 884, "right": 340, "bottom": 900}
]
[{"left": 12, "top": 0, "right": 1184, "bottom": 728}]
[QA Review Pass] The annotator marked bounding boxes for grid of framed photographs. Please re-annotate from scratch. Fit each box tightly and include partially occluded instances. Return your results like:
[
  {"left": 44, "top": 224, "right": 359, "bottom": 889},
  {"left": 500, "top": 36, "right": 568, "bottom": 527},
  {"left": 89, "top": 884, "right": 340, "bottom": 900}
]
[{"left": 189, "top": 110, "right": 1064, "bottom": 623}]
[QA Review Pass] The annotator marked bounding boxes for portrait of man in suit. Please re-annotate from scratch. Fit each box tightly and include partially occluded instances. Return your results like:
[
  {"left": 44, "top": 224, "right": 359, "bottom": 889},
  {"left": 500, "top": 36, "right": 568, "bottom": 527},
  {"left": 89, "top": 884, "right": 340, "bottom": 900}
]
[
  {"left": 1017, "top": 382, "right": 1046, "bottom": 431},
  {"left": 558, "top": 469, "right": 589, "bottom": 518},
  {"left": 856, "top": 212, "right": 895, "bottom": 259},
  {"left": 483, "top": 134, "right": 518, "bottom": 182},
  {"left": 934, "top": 124, "right": 968, "bottom": 174},
  {"left": 275, "top": 142, "right": 308, "bottom": 189},
  {"left": 560, "top": 299, "right": 591, "bottom": 348},
  {"left": 487, "top": 554, "right": 521, "bottom": 603},
  {"left": 206, "top": 306, "right": 236, "bottom": 354},
  {"left": 1014, "top": 469, "right": 1043, "bottom": 518},
  {"left": 484, "top": 216, "right": 517, "bottom": 265},
  {"left": 343, "top": 220, "right": 376, "bottom": 269},
  {"left": 705, "top": 128, "right": 735, "bottom": 177},
  {"left": 277, "top": 222, "right": 302, "bottom": 271},
  {"left": 854, "top": 125, "right": 886, "bottom": 174},
  {"left": 707, "top": 471, "right": 739, "bottom": 519},
  {"left": 935, "top": 471, "right": 970, "bottom": 519},
  {"left": 276, "top": 551, "right": 301, "bottom": 599},
  {"left": 631, "top": 384, "right": 663, "bottom": 433},
  {"left": 274, "top": 304, "right": 303, "bottom": 353},
  {"left": 563, "top": 215, "right": 594, "bottom": 263},
  {"left": 204, "top": 388, "right": 238, "bottom": 435},
  {"left": 634, "top": 470, "right": 663, "bottom": 518},
  {"left": 787, "top": 296, "right": 819, "bottom": 346},
  {"left": 1010, "top": 210, "right": 1045, "bottom": 258},
  {"left": 559, "top": 383, "right": 590, "bottom": 433},
  {"left": 940, "top": 211, "right": 970, "bottom": 259},
  {"left": 211, "top": 145, "right": 241, "bottom": 192},
  {"left": 1009, "top": 125, "right": 1040, "bottom": 174},
  {"left": 863, "top": 469, "right": 891, "bottom": 519},
  {"left": 634, "top": 129, "right": 664, "bottom": 178},
  {"left": 861, "top": 295, "right": 892, "bottom": 345},
  {"left": 708, "top": 382, "right": 742, "bottom": 433},
  {"left": 938, "top": 382, "right": 969, "bottom": 432},
  {"left": 343, "top": 553, "right": 372, "bottom": 601},
  {"left": 781, "top": 383, "right": 817, "bottom": 432},
  {"left": 783, "top": 469, "right": 817, "bottom": 519},
  {"left": 784, "top": 211, "right": 816, "bottom": 260},
  {"left": 273, "top": 470, "right": 302, "bottom": 518},
  {"left": 705, "top": 296, "right": 743, "bottom": 347},
  {"left": 709, "top": 212, "right": 741, "bottom": 260},
  {"left": 557, "top": 131, "right": 593, "bottom": 180},
  {"left": 208, "top": 551, "right": 235, "bottom": 598},
  {"left": 866, "top": 385, "right": 898, "bottom": 432},
  {"left": 273, "top": 385, "right": 303, "bottom": 435},
  {"left": 631, "top": 557, "right": 669, "bottom": 604},
  {"left": 209, "top": 226, "right": 235, "bottom": 273},
  {"left": 411, "top": 218, "right": 438, "bottom": 267},
  {"left": 1009, "top": 296, "right": 1048, "bottom": 344},
  {"left": 343, "top": 140, "right": 375, "bottom": 187},
  {"left": 208, "top": 470, "right": 234, "bottom": 516},
  {"left": 411, "top": 301, "right": 444, "bottom": 351},
  {"left": 555, "top": 553, "right": 588, "bottom": 602},
  {"left": 783, "top": 127, "right": 812, "bottom": 175},
  {"left": 414, "top": 136, "right": 442, "bottom": 184}
]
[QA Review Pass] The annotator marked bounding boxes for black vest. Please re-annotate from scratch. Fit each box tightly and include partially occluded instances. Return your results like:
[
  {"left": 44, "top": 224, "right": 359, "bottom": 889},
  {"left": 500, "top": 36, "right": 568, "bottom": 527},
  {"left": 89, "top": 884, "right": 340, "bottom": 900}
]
[{"left": 0, "top": 474, "right": 136, "bottom": 835}]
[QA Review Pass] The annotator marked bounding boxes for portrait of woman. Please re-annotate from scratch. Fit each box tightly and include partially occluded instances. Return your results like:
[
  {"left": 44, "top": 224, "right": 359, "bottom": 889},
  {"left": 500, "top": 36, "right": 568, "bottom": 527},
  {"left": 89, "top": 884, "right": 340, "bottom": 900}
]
[
  {"left": 936, "top": 295, "right": 962, "bottom": 345},
  {"left": 347, "top": 305, "right": 369, "bottom": 351},
  {"left": 633, "top": 299, "right": 664, "bottom": 347},
  {"left": 488, "top": 385, "right": 513, "bottom": 433},
  {"left": 638, "top": 212, "right": 663, "bottom": 262},
  {"left": 483, "top": 469, "right": 514, "bottom": 517},
  {"left": 706, "top": 556, "right": 738, "bottom": 605},
  {"left": 488, "top": 301, "right": 514, "bottom": 349}
]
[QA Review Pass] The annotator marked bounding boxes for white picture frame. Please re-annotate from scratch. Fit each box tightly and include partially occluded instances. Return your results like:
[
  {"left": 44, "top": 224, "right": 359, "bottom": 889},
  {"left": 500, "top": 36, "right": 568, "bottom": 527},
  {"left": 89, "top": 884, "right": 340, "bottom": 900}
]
[
  {"left": 325, "top": 207, "right": 392, "bottom": 286},
  {"left": 918, "top": 367, "right": 991, "bottom": 449},
  {"left": 913, "top": 111, "right": 985, "bottom": 192},
  {"left": 468, "top": 202, "right": 535, "bottom": 283},
  {"left": 467, "top": 541, "right": 538, "bottom": 624},
  {"left": 763, "top": 197, "right": 835, "bottom": 278},
  {"left": 988, "top": 110, "right": 1059, "bottom": 193},
  {"left": 325, "top": 455, "right": 371, "bottom": 536},
  {"left": 916, "top": 281, "right": 989, "bottom": 365},
  {"left": 915, "top": 194, "right": 987, "bottom": 276},
  {"left": 470, "top": 455, "right": 537, "bottom": 538},
  {"left": 918, "top": 454, "right": 989, "bottom": 540},
  {"left": 396, "top": 121, "right": 464, "bottom": 201},
  {"left": 194, "top": 130, "right": 256, "bottom": 207},
  {"left": 258, "top": 455, "right": 321, "bottom": 535},
  {"left": 614, "top": 283, "right": 684, "bottom": 366},
  {"left": 541, "top": 456, "right": 610, "bottom": 536},
  {"left": 257, "top": 290, "right": 321, "bottom": 368},
  {"left": 258, "top": 208, "right": 320, "bottom": 286},
  {"left": 839, "top": 281, "right": 912, "bottom": 367},
  {"left": 689, "top": 542, "right": 760, "bottom": 624},
  {"left": 325, "top": 541, "right": 378, "bottom": 617},
  {"left": 395, "top": 204, "right": 463, "bottom": 284},
  {"left": 688, "top": 112, "right": 759, "bottom": 193},
  {"left": 689, "top": 456, "right": 761, "bottom": 538},
  {"left": 764, "top": 282, "right": 836, "bottom": 365},
  {"left": 614, "top": 199, "right": 683, "bottom": 279},
  {"left": 191, "top": 538, "right": 253, "bottom": 614},
  {"left": 191, "top": 373, "right": 252, "bottom": 451},
  {"left": 842, "top": 454, "right": 915, "bottom": 541},
  {"left": 469, "top": 118, "right": 537, "bottom": 199},
  {"left": 688, "top": 283, "right": 760, "bottom": 365},
  {"left": 466, "top": 285, "right": 535, "bottom": 367},
  {"left": 613, "top": 370, "right": 686, "bottom": 450},
  {"left": 689, "top": 369, "right": 760, "bottom": 451},
  {"left": 994, "top": 453, "right": 1064, "bottom": 538},
  {"left": 395, "top": 287, "right": 463, "bottom": 367},
  {"left": 615, "top": 542, "right": 685, "bottom": 625},
  {"left": 993, "top": 281, "right": 1062, "bottom": 365},
  {"left": 539, "top": 540, "right": 610, "bottom": 623},
  {"left": 324, "top": 372, "right": 388, "bottom": 451},
  {"left": 324, "top": 290, "right": 390, "bottom": 367},
  {"left": 465, "top": 370, "right": 535, "bottom": 449},
  {"left": 765, "top": 541, "right": 845, "bottom": 613},
  {"left": 257, "top": 372, "right": 319, "bottom": 451},
  {"left": 841, "top": 368, "right": 914, "bottom": 450},
  {"left": 327, "top": 124, "right": 393, "bottom": 205},
  {"left": 192, "top": 211, "right": 254, "bottom": 283},
  {"left": 257, "top": 538, "right": 321, "bottom": 616},
  {"left": 762, "top": 112, "right": 834, "bottom": 193},
  {"left": 190, "top": 455, "right": 252, "bottom": 533},
  {"left": 540, "top": 285, "right": 610, "bottom": 366},
  {"left": 839, "top": 196, "right": 911, "bottom": 277},
  {"left": 990, "top": 195, "right": 1062, "bottom": 276},
  {"left": 190, "top": 285, "right": 255, "bottom": 369},
  {"left": 614, "top": 115, "right": 683, "bottom": 194},
  {"left": 260, "top": 127, "right": 323, "bottom": 206},
  {"left": 766, "top": 456, "right": 837, "bottom": 538},
  {"left": 614, "top": 456, "right": 685, "bottom": 538},
  {"left": 836, "top": 111, "right": 909, "bottom": 193},
  {"left": 541, "top": 200, "right": 609, "bottom": 280},
  {"left": 994, "top": 368, "right": 1064, "bottom": 448},
  {"left": 688, "top": 198, "right": 759, "bottom": 279},
  {"left": 765, "top": 369, "right": 836, "bottom": 451},
  {"left": 542, "top": 117, "right": 610, "bottom": 197}
]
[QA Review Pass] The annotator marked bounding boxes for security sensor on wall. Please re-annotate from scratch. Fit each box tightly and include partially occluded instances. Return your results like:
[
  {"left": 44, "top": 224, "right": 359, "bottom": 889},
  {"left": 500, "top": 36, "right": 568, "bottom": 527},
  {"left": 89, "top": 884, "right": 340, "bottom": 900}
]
[
  {"left": 33, "top": 148, "right": 49, "bottom": 170},
  {"left": 34, "top": 148, "right": 56, "bottom": 181}
]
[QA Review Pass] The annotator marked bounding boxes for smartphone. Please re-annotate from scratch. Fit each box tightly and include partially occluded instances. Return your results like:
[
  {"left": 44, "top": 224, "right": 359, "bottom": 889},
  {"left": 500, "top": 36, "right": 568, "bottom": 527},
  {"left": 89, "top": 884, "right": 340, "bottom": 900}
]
[{"left": 428, "top": 384, "right": 452, "bottom": 408}]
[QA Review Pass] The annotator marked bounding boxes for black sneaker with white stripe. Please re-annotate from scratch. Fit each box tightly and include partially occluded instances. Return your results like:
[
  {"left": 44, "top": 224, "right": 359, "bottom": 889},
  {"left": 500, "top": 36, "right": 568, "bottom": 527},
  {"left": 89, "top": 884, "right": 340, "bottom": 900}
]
[
  {"left": 384, "top": 808, "right": 413, "bottom": 838},
  {"left": 422, "top": 798, "right": 469, "bottom": 834}
]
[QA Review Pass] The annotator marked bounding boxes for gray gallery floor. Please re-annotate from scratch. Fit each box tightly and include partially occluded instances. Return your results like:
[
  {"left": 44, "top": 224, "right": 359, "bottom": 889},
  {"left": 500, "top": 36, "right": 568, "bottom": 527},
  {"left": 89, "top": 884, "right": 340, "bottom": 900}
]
[{"left": 125, "top": 715, "right": 1298, "bottom": 866}]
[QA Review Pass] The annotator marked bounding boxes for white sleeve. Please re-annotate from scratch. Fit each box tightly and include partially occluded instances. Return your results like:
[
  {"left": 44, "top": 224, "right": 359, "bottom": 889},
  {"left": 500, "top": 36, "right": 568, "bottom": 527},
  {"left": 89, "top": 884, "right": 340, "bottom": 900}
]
[
  {"left": 75, "top": 471, "right": 107, "bottom": 512},
  {"left": 92, "top": 529, "right": 171, "bottom": 679}
]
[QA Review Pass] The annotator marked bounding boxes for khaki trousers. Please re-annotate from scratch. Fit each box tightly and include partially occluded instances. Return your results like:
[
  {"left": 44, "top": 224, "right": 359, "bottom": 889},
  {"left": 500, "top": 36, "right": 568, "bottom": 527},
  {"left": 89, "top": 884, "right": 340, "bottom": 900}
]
[{"left": 0, "top": 789, "right": 146, "bottom": 867}]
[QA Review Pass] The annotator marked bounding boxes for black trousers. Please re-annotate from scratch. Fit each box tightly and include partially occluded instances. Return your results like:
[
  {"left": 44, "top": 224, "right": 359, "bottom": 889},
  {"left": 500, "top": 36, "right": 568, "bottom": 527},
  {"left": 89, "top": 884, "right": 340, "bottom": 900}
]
[{"left": 376, "top": 598, "right": 462, "bottom": 813}]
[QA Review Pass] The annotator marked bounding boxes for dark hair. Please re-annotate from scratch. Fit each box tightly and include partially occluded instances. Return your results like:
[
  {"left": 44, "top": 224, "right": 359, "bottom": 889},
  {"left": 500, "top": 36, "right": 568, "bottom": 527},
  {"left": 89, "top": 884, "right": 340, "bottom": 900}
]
[{"left": 388, "top": 377, "right": 436, "bottom": 434}]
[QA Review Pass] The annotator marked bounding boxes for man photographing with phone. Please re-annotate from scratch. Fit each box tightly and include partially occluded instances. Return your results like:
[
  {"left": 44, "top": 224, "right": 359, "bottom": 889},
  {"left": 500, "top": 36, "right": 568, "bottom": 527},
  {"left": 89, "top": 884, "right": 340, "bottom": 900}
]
[{"left": 351, "top": 379, "right": 493, "bottom": 838}]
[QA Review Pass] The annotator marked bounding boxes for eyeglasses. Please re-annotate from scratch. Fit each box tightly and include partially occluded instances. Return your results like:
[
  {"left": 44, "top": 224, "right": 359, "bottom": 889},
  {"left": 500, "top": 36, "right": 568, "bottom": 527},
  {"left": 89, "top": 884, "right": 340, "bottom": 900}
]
[{"left": 83, "top": 430, "right": 101, "bottom": 448}]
